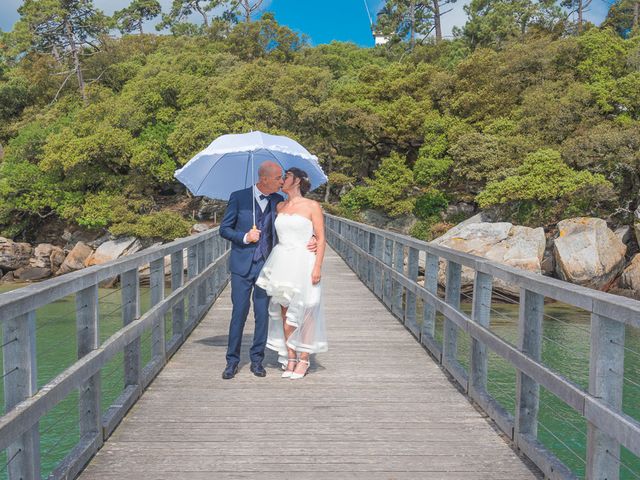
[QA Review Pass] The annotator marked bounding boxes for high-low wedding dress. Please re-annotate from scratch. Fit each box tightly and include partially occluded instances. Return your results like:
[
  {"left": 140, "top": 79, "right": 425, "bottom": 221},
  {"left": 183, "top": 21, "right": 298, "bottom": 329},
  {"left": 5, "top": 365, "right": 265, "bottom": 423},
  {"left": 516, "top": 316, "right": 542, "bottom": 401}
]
[{"left": 255, "top": 213, "right": 328, "bottom": 366}]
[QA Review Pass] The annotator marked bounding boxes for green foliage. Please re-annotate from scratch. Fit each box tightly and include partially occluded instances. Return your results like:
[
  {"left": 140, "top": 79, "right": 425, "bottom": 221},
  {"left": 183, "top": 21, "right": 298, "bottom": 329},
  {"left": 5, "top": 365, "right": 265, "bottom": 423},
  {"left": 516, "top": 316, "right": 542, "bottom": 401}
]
[
  {"left": 109, "top": 211, "right": 192, "bottom": 240},
  {"left": 476, "top": 149, "right": 613, "bottom": 224},
  {"left": 0, "top": 11, "right": 639, "bottom": 242},
  {"left": 414, "top": 189, "right": 448, "bottom": 220}
]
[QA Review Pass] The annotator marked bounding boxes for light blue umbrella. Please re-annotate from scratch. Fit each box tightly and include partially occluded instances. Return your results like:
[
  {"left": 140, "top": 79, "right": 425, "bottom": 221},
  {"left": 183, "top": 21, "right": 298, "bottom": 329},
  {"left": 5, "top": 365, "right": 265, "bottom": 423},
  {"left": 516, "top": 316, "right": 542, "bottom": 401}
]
[{"left": 174, "top": 131, "right": 327, "bottom": 226}]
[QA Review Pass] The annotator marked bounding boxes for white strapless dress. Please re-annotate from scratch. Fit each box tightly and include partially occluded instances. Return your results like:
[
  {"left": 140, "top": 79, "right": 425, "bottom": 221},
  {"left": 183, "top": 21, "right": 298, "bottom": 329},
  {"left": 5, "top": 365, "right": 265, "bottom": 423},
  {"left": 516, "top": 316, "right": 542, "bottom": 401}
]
[{"left": 255, "top": 213, "right": 328, "bottom": 365}]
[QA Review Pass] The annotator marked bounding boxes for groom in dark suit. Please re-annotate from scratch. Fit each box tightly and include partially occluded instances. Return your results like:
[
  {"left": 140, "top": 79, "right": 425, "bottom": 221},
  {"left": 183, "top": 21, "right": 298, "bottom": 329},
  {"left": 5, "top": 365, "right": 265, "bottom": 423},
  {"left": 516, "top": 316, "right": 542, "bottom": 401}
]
[{"left": 219, "top": 161, "right": 285, "bottom": 379}]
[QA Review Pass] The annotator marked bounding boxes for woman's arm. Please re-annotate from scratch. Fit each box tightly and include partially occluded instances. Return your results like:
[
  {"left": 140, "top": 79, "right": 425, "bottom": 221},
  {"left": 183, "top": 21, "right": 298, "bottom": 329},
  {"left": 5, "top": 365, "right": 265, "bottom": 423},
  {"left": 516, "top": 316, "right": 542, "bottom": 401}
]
[{"left": 310, "top": 202, "right": 325, "bottom": 285}]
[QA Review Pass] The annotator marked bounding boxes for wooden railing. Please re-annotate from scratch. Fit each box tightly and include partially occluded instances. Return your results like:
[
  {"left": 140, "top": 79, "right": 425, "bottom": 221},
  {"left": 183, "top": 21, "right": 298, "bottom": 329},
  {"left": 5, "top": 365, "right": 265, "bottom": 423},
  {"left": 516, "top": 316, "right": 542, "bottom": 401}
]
[
  {"left": 0, "top": 228, "right": 230, "bottom": 480},
  {"left": 326, "top": 214, "right": 640, "bottom": 480}
]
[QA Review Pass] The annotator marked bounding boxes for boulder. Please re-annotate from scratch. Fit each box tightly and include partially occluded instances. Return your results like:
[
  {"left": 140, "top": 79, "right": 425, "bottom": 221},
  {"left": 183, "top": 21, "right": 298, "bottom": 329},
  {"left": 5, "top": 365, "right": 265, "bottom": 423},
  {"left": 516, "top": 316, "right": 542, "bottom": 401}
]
[
  {"left": 30, "top": 244, "right": 65, "bottom": 274},
  {"left": 386, "top": 215, "right": 417, "bottom": 235},
  {"left": 0, "top": 237, "right": 33, "bottom": 271},
  {"left": 13, "top": 266, "right": 51, "bottom": 282},
  {"left": 191, "top": 223, "right": 212, "bottom": 234},
  {"left": 431, "top": 222, "right": 545, "bottom": 296},
  {"left": 57, "top": 242, "right": 93, "bottom": 275},
  {"left": 619, "top": 254, "right": 640, "bottom": 291},
  {"left": 554, "top": 217, "right": 626, "bottom": 290},
  {"left": 84, "top": 237, "right": 142, "bottom": 267},
  {"left": 360, "top": 209, "right": 389, "bottom": 229},
  {"left": 615, "top": 225, "right": 633, "bottom": 246}
]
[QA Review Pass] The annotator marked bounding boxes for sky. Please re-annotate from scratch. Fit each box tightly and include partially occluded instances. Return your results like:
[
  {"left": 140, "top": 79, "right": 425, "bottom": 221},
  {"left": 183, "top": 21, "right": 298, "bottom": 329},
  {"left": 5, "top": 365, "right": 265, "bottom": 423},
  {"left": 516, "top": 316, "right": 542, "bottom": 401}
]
[{"left": 0, "top": 0, "right": 612, "bottom": 47}]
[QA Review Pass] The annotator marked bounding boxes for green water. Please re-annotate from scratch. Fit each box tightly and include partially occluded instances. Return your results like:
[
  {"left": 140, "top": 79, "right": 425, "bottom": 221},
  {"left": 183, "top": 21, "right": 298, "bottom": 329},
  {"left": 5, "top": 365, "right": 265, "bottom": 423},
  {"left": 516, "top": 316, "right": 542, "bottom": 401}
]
[
  {"left": 0, "top": 283, "right": 174, "bottom": 478},
  {"left": 0, "top": 283, "right": 638, "bottom": 478}
]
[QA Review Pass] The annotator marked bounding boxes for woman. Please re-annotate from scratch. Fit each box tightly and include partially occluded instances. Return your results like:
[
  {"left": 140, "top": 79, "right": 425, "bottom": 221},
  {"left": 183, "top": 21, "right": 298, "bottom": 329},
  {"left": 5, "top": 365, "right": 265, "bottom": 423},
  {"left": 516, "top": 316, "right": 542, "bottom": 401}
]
[{"left": 255, "top": 167, "right": 328, "bottom": 379}]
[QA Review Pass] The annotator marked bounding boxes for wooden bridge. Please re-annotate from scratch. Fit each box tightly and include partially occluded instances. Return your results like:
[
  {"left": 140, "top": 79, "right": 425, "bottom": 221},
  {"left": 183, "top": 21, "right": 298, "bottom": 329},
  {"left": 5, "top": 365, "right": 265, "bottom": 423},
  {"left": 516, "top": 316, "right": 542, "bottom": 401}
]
[{"left": 0, "top": 214, "right": 639, "bottom": 479}]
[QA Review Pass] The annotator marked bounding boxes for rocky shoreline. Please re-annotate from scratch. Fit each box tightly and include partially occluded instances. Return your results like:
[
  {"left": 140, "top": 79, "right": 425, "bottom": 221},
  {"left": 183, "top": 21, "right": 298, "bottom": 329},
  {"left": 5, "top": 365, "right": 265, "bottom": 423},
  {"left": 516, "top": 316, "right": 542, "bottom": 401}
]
[{"left": 2, "top": 213, "right": 639, "bottom": 300}]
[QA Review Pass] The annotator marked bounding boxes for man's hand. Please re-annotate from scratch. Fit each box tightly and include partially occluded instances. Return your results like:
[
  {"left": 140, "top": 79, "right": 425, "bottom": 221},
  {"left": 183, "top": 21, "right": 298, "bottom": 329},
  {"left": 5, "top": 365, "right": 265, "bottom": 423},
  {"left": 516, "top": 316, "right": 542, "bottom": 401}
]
[
  {"left": 246, "top": 227, "right": 261, "bottom": 243},
  {"left": 306, "top": 235, "right": 318, "bottom": 253}
]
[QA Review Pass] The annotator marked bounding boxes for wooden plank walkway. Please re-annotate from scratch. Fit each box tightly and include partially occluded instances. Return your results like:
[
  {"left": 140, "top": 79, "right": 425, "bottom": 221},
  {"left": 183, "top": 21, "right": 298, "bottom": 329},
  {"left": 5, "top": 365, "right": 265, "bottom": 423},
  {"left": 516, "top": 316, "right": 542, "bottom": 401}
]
[{"left": 78, "top": 247, "right": 540, "bottom": 480}]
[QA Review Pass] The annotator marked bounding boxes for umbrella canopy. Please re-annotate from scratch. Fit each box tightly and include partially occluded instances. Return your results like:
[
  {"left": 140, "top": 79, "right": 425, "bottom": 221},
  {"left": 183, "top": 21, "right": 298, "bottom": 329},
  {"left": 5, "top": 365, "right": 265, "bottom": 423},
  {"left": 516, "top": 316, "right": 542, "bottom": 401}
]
[{"left": 174, "top": 131, "right": 327, "bottom": 201}]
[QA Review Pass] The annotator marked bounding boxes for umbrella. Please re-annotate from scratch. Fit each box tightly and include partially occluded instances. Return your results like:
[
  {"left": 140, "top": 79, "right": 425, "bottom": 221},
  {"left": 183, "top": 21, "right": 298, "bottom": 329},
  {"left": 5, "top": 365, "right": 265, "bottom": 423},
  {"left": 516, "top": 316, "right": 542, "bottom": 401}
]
[{"left": 174, "top": 131, "right": 327, "bottom": 226}]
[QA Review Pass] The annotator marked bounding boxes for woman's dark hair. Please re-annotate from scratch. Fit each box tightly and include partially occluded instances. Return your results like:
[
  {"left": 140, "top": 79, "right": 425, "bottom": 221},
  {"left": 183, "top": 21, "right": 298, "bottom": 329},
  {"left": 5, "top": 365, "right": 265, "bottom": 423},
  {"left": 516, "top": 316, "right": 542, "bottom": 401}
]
[{"left": 286, "top": 167, "right": 311, "bottom": 196}]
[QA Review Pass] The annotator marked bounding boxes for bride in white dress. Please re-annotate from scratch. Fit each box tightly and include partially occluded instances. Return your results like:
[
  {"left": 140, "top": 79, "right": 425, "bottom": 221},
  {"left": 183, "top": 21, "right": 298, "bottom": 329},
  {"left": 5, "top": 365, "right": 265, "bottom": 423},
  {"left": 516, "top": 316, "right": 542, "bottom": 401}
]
[{"left": 256, "top": 167, "right": 328, "bottom": 379}]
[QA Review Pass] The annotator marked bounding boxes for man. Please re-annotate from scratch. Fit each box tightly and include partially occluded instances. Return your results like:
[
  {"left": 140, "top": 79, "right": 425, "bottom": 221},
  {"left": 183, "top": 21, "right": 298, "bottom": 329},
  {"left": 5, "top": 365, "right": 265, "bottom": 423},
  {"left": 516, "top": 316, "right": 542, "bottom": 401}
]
[{"left": 220, "top": 161, "right": 315, "bottom": 379}]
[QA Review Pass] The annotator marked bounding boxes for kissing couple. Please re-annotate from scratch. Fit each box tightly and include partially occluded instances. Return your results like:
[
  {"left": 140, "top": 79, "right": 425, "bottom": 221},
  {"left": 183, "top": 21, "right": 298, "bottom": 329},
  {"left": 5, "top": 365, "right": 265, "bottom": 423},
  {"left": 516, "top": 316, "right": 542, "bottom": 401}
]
[{"left": 219, "top": 160, "right": 328, "bottom": 380}]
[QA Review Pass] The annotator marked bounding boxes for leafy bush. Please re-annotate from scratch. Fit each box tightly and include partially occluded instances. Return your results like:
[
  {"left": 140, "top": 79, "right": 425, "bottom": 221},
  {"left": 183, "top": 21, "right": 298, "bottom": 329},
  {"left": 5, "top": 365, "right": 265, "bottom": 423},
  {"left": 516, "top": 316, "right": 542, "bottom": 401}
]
[
  {"left": 414, "top": 189, "right": 448, "bottom": 220},
  {"left": 109, "top": 211, "right": 192, "bottom": 240}
]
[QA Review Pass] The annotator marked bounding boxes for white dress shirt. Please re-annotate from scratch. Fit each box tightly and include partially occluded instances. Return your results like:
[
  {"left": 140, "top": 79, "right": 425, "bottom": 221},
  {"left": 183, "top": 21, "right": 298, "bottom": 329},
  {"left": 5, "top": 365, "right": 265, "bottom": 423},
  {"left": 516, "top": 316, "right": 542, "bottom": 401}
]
[{"left": 243, "top": 185, "right": 270, "bottom": 244}]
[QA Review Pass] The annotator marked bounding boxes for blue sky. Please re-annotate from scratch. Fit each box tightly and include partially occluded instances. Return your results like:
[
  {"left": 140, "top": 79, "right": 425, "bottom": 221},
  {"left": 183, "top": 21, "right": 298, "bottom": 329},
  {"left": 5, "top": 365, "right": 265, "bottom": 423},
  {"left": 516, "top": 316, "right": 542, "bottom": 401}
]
[{"left": 0, "top": 0, "right": 611, "bottom": 47}]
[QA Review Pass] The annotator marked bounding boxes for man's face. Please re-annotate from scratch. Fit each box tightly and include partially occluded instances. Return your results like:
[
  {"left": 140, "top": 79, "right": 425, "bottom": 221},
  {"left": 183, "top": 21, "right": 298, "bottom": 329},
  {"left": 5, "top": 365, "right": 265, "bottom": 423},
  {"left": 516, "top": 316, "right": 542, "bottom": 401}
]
[{"left": 261, "top": 166, "right": 284, "bottom": 194}]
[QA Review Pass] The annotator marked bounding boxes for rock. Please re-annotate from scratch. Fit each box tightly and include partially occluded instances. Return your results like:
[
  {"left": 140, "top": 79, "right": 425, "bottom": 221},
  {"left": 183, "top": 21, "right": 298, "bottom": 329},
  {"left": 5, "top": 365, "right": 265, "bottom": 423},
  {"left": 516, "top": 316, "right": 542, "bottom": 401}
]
[
  {"left": 191, "top": 223, "right": 212, "bottom": 234},
  {"left": 386, "top": 215, "right": 417, "bottom": 235},
  {"left": 360, "top": 209, "right": 389, "bottom": 229},
  {"left": 431, "top": 222, "right": 545, "bottom": 296},
  {"left": 541, "top": 251, "right": 555, "bottom": 276},
  {"left": 196, "top": 198, "right": 227, "bottom": 222},
  {"left": 84, "top": 237, "right": 142, "bottom": 267},
  {"left": 57, "top": 242, "right": 93, "bottom": 275},
  {"left": 619, "top": 254, "right": 640, "bottom": 291},
  {"left": 1, "top": 271, "right": 15, "bottom": 282},
  {"left": 444, "top": 202, "right": 475, "bottom": 220},
  {"left": 0, "top": 237, "right": 34, "bottom": 271},
  {"left": 615, "top": 225, "right": 633, "bottom": 246},
  {"left": 61, "top": 228, "right": 106, "bottom": 250},
  {"left": 13, "top": 266, "right": 51, "bottom": 282},
  {"left": 554, "top": 217, "right": 626, "bottom": 290},
  {"left": 30, "top": 244, "right": 65, "bottom": 274}
]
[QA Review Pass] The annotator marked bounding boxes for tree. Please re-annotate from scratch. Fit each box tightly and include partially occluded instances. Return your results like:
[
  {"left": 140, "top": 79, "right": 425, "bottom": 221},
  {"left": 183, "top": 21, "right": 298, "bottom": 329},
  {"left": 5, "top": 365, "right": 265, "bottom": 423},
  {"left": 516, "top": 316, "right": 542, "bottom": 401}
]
[
  {"left": 235, "top": 0, "right": 266, "bottom": 23},
  {"left": 13, "top": 0, "right": 109, "bottom": 103},
  {"left": 113, "top": 0, "right": 162, "bottom": 35},
  {"left": 377, "top": 0, "right": 434, "bottom": 48},
  {"left": 561, "top": 0, "right": 592, "bottom": 33},
  {"left": 157, "top": 0, "right": 233, "bottom": 32},
  {"left": 458, "top": 0, "right": 563, "bottom": 49},
  {"left": 603, "top": 0, "right": 640, "bottom": 37}
]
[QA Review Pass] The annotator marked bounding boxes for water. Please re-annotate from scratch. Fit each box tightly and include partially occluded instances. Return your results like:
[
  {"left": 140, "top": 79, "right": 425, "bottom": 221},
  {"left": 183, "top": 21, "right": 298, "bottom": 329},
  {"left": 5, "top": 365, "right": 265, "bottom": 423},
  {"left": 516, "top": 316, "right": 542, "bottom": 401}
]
[
  {"left": 0, "top": 284, "right": 638, "bottom": 478},
  {"left": 0, "top": 283, "right": 171, "bottom": 478}
]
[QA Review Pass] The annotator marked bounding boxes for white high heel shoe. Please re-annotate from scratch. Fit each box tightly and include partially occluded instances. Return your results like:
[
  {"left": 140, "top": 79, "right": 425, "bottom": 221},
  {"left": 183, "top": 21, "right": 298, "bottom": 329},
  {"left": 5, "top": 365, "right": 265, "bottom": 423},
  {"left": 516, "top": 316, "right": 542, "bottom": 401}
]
[
  {"left": 290, "top": 359, "right": 310, "bottom": 380},
  {"left": 281, "top": 358, "right": 298, "bottom": 378}
]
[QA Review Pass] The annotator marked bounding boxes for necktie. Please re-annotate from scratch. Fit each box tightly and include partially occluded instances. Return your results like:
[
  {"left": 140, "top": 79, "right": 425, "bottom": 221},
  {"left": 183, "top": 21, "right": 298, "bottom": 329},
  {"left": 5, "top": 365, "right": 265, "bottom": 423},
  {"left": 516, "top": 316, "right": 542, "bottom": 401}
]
[{"left": 259, "top": 194, "right": 268, "bottom": 200}]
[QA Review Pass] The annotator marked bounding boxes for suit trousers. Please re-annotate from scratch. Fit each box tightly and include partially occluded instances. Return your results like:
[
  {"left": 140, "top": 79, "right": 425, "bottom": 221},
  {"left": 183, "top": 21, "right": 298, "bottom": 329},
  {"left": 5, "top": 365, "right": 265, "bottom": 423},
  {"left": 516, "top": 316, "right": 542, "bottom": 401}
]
[{"left": 226, "top": 258, "right": 269, "bottom": 365}]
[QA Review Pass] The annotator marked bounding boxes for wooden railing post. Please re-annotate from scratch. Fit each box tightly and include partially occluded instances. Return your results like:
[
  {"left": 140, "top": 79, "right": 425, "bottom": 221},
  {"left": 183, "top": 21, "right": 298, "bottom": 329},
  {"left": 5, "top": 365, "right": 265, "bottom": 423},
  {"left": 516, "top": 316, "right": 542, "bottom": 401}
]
[
  {"left": 204, "top": 237, "right": 214, "bottom": 302},
  {"left": 382, "top": 238, "right": 393, "bottom": 307},
  {"left": 187, "top": 245, "right": 198, "bottom": 330},
  {"left": 515, "top": 289, "right": 543, "bottom": 443},
  {"left": 77, "top": 285, "right": 101, "bottom": 444},
  {"left": 374, "top": 234, "right": 384, "bottom": 298},
  {"left": 392, "top": 242, "right": 404, "bottom": 318},
  {"left": 149, "top": 258, "right": 166, "bottom": 360},
  {"left": 405, "top": 247, "right": 419, "bottom": 336},
  {"left": 366, "top": 232, "right": 374, "bottom": 289},
  {"left": 122, "top": 269, "right": 141, "bottom": 388},
  {"left": 421, "top": 252, "right": 439, "bottom": 347},
  {"left": 442, "top": 260, "right": 462, "bottom": 374},
  {"left": 586, "top": 313, "right": 625, "bottom": 480},
  {"left": 470, "top": 272, "right": 492, "bottom": 397},
  {"left": 197, "top": 240, "right": 206, "bottom": 313},
  {"left": 170, "top": 250, "right": 185, "bottom": 342},
  {"left": 3, "top": 311, "right": 40, "bottom": 480}
]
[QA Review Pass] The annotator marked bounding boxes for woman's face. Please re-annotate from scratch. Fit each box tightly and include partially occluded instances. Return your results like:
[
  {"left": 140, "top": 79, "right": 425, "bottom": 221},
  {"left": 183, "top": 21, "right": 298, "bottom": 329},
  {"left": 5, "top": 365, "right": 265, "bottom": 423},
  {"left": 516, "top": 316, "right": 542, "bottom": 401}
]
[{"left": 282, "top": 171, "right": 299, "bottom": 193}]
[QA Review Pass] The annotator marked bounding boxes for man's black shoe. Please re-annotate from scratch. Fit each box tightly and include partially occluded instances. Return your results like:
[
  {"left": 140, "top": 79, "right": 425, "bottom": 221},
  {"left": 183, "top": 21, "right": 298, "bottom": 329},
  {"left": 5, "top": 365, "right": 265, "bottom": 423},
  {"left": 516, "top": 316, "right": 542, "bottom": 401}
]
[
  {"left": 250, "top": 362, "right": 266, "bottom": 377},
  {"left": 222, "top": 363, "right": 238, "bottom": 380}
]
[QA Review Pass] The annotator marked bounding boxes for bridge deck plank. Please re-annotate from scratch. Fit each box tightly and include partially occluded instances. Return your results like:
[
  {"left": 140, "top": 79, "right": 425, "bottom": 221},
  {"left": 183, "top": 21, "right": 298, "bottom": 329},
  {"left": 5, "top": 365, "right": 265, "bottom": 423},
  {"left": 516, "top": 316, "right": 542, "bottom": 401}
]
[{"left": 78, "top": 247, "right": 540, "bottom": 479}]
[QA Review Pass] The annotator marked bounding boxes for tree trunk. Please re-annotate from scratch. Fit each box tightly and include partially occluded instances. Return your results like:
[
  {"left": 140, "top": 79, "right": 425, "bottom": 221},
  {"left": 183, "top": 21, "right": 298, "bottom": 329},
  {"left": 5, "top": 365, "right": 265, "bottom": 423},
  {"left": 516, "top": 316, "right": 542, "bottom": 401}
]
[
  {"left": 324, "top": 155, "right": 333, "bottom": 202},
  {"left": 634, "top": 0, "right": 639, "bottom": 31},
  {"left": 433, "top": 0, "right": 442, "bottom": 42},
  {"left": 409, "top": 0, "right": 416, "bottom": 49},
  {"left": 577, "top": 0, "right": 583, "bottom": 33},
  {"left": 139, "top": 22, "right": 144, "bottom": 35},
  {"left": 195, "top": 2, "right": 209, "bottom": 27},
  {"left": 65, "top": 19, "right": 86, "bottom": 104}
]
